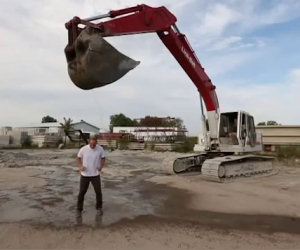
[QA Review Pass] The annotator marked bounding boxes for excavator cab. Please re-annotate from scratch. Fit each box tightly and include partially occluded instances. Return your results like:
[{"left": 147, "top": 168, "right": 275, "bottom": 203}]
[{"left": 218, "top": 111, "right": 262, "bottom": 153}]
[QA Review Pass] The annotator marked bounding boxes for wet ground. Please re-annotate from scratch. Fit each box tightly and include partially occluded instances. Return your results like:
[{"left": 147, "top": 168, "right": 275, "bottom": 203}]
[
  {"left": 0, "top": 149, "right": 299, "bottom": 234},
  {"left": 1, "top": 149, "right": 300, "bottom": 249},
  {"left": 0, "top": 151, "right": 170, "bottom": 227}
]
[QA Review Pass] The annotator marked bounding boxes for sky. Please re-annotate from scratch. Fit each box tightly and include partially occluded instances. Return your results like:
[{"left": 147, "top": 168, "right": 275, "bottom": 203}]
[{"left": 0, "top": 0, "right": 300, "bottom": 135}]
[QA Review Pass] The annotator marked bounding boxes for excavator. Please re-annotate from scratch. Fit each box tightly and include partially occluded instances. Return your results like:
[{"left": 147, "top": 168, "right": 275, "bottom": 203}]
[{"left": 65, "top": 4, "right": 274, "bottom": 182}]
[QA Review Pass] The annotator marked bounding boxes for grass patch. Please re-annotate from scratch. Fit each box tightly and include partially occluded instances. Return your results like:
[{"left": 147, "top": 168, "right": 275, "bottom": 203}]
[
  {"left": 174, "top": 136, "right": 198, "bottom": 153},
  {"left": 275, "top": 145, "right": 300, "bottom": 166},
  {"left": 276, "top": 145, "right": 300, "bottom": 159}
]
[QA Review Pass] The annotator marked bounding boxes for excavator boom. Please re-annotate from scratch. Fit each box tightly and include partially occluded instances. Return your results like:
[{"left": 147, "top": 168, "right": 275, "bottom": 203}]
[{"left": 65, "top": 4, "right": 219, "bottom": 113}]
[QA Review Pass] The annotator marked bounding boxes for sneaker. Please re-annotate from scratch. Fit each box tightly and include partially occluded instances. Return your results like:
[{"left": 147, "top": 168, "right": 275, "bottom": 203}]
[
  {"left": 76, "top": 210, "right": 82, "bottom": 218},
  {"left": 97, "top": 208, "right": 103, "bottom": 216}
]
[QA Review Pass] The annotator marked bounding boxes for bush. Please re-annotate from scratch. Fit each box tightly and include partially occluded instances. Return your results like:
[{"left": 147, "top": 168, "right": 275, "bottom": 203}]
[
  {"left": 118, "top": 137, "right": 130, "bottom": 150},
  {"left": 21, "top": 136, "right": 32, "bottom": 148},
  {"left": 276, "top": 146, "right": 300, "bottom": 159},
  {"left": 145, "top": 142, "right": 155, "bottom": 151},
  {"left": 174, "top": 136, "right": 197, "bottom": 153}
]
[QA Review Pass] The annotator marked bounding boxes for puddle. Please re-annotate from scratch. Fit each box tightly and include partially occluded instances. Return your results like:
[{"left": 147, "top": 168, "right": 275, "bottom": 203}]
[{"left": 0, "top": 160, "right": 179, "bottom": 228}]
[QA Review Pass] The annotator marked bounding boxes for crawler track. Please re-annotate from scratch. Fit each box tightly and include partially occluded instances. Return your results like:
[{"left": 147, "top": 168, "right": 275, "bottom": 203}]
[{"left": 173, "top": 154, "right": 274, "bottom": 182}]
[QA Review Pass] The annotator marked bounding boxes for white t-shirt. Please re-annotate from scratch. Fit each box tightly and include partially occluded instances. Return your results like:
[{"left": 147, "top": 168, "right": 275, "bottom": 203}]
[{"left": 77, "top": 144, "right": 105, "bottom": 177}]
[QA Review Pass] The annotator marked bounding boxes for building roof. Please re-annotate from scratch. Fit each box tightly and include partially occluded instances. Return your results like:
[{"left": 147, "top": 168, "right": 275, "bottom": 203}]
[
  {"left": 256, "top": 125, "right": 300, "bottom": 129},
  {"left": 72, "top": 120, "right": 100, "bottom": 130},
  {"left": 16, "top": 120, "right": 100, "bottom": 130}
]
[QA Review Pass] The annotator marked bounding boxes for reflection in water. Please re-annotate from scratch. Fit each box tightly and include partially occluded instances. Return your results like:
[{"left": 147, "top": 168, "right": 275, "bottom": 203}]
[
  {"left": 94, "top": 214, "right": 103, "bottom": 227},
  {"left": 74, "top": 213, "right": 103, "bottom": 227},
  {"left": 75, "top": 215, "right": 82, "bottom": 226}
]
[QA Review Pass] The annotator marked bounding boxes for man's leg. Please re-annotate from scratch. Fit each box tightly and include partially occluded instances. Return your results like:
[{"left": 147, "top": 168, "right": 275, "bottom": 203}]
[
  {"left": 77, "top": 176, "right": 90, "bottom": 212},
  {"left": 91, "top": 175, "right": 103, "bottom": 210}
]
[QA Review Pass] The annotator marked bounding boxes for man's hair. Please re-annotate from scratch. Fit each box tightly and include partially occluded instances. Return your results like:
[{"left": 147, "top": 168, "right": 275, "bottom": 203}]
[{"left": 89, "top": 134, "right": 98, "bottom": 140}]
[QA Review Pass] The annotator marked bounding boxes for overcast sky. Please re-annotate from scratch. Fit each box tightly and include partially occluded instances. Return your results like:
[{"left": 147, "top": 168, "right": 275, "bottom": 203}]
[{"left": 1, "top": 0, "right": 300, "bottom": 135}]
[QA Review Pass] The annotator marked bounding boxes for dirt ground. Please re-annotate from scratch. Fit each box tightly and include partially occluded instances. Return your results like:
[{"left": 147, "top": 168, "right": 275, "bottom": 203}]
[{"left": 0, "top": 149, "right": 300, "bottom": 249}]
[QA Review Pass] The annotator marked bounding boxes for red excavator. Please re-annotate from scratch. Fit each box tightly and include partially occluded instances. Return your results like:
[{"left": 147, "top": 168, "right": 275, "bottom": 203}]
[{"left": 65, "top": 4, "right": 273, "bottom": 182}]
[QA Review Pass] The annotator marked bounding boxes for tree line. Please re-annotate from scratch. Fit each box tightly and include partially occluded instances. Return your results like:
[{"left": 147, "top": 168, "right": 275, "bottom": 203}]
[
  {"left": 109, "top": 113, "right": 184, "bottom": 132},
  {"left": 257, "top": 120, "right": 280, "bottom": 126},
  {"left": 41, "top": 114, "right": 185, "bottom": 133}
]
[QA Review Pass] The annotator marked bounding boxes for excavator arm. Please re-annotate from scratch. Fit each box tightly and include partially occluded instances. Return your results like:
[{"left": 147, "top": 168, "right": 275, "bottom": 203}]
[
  {"left": 65, "top": 4, "right": 275, "bottom": 180},
  {"left": 65, "top": 4, "right": 219, "bottom": 139}
]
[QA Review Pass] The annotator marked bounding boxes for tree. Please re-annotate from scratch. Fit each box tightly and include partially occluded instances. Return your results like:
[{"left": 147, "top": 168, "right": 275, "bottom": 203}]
[
  {"left": 166, "top": 118, "right": 184, "bottom": 129},
  {"left": 109, "top": 113, "right": 135, "bottom": 132},
  {"left": 41, "top": 115, "right": 57, "bottom": 123},
  {"left": 60, "top": 117, "right": 74, "bottom": 144},
  {"left": 266, "top": 120, "right": 279, "bottom": 125},
  {"left": 60, "top": 117, "right": 74, "bottom": 132},
  {"left": 139, "top": 117, "right": 163, "bottom": 127},
  {"left": 257, "top": 121, "right": 266, "bottom": 126},
  {"left": 139, "top": 116, "right": 184, "bottom": 128},
  {"left": 257, "top": 121, "right": 279, "bottom": 126}
]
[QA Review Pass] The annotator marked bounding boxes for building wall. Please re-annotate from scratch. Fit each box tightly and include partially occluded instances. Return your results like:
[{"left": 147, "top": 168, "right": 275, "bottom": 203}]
[
  {"left": 256, "top": 125, "right": 300, "bottom": 150},
  {"left": 0, "top": 127, "right": 12, "bottom": 135},
  {"left": 73, "top": 122, "right": 99, "bottom": 135},
  {"left": 14, "top": 127, "right": 63, "bottom": 136},
  {"left": 15, "top": 123, "right": 64, "bottom": 136},
  {"left": 8, "top": 131, "right": 28, "bottom": 145},
  {"left": 0, "top": 127, "right": 28, "bottom": 146},
  {"left": 31, "top": 134, "right": 61, "bottom": 148},
  {"left": 14, "top": 127, "right": 43, "bottom": 136}
]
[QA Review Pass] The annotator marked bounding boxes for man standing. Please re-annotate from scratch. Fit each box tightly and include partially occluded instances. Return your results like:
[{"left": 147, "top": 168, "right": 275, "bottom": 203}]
[{"left": 76, "top": 134, "right": 105, "bottom": 218}]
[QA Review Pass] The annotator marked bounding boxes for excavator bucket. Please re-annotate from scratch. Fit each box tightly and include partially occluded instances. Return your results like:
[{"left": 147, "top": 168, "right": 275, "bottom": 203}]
[{"left": 64, "top": 26, "right": 140, "bottom": 90}]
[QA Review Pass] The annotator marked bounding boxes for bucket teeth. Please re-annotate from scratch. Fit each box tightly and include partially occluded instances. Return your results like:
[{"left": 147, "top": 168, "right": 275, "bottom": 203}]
[{"left": 65, "top": 26, "right": 140, "bottom": 90}]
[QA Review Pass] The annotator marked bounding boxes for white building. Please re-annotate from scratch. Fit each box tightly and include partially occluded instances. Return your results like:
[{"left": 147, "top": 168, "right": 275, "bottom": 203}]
[
  {"left": 72, "top": 120, "right": 100, "bottom": 135},
  {"left": 256, "top": 125, "right": 300, "bottom": 151},
  {"left": 15, "top": 122, "right": 64, "bottom": 136},
  {"left": 13, "top": 120, "right": 99, "bottom": 138},
  {"left": 113, "top": 126, "right": 187, "bottom": 142},
  {"left": 0, "top": 126, "right": 29, "bottom": 147},
  {"left": 0, "top": 126, "right": 12, "bottom": 135}
]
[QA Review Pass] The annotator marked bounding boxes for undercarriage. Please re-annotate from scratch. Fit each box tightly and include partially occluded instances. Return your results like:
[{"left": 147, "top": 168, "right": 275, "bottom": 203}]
[{"left": 173, "top": 153, "right": 274, "bottom": 182}]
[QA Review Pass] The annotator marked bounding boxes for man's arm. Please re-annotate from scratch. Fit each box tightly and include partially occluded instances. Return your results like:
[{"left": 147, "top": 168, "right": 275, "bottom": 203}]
[
  {"left": 77, "top": 157, "right": 86, "bottom": 173},
  {"left": 99, "top": 157, "right": 105, "bottom": 171}
]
